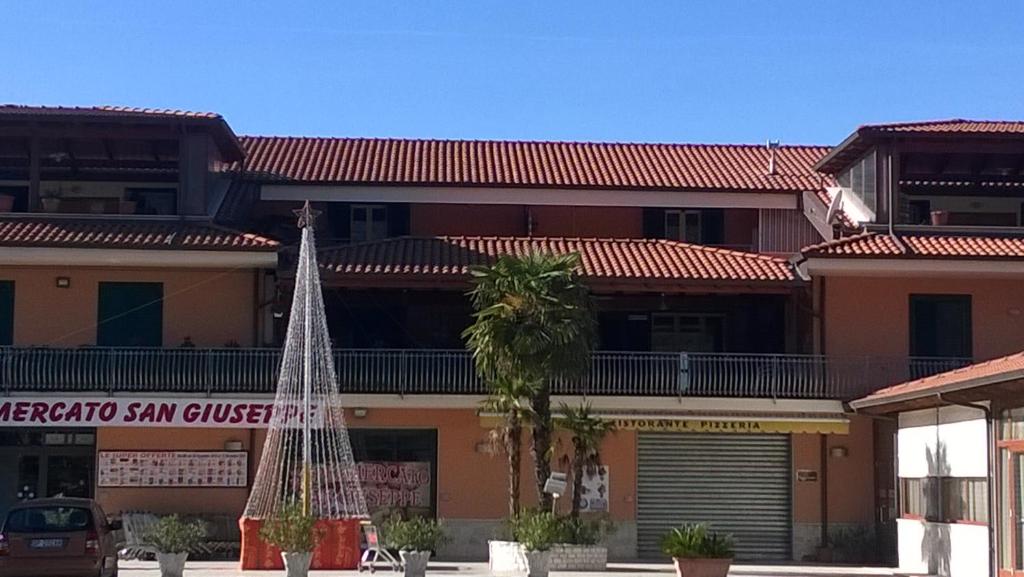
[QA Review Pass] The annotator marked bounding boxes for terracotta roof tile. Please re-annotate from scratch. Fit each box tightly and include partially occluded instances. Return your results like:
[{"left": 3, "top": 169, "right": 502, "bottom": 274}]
[
  {"left": 317, "top": 236, "right": 796, "bottom": 286},
  {"left": 854, "top": 351, "right": 1024, "bottom": 406},
  {"left": 239, "top": 137, "right": 830, "bottom": 192},
  {"left": 0, "top": 217, "right": 278, "bottom": 251},
  {"left": 802, "top": 232, "right": 1024, "bottom": 259}
]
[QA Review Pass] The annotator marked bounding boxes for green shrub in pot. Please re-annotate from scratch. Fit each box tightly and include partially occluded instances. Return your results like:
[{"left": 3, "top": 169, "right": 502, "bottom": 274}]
[
  {"left": 660, "top": 523, "right": 734, "bottom": 577},
  {"left": 259, "top": 503, "right": 324, "bottom": 577},
  {"left": 381, "top": 514, "right": 449, "bottom": 577},
  {"left": 143, "top": 515, "right": 207, "bottom": 577}
]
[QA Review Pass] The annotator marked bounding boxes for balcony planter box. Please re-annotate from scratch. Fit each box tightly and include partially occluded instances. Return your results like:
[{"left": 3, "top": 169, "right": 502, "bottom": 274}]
[
  {"left": 671, "top": 557, "right": 732, "bottom": 577},
  {"left": 547, "top": 544, "right": 607, "bottom": 571}
]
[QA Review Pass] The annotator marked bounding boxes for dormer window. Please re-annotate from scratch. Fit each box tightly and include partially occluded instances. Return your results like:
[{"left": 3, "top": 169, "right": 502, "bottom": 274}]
[
  {"left": 664, "top": 209, "right": 702, "bottom": 243},
  {"left": 351, "top": 204, "right": 389, "bottom": 242}
]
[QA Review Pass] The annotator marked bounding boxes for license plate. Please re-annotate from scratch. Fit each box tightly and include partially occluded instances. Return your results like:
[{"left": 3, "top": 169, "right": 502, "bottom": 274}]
[{"left": 29, "top": 538, "right": 65, "bottom": 549}]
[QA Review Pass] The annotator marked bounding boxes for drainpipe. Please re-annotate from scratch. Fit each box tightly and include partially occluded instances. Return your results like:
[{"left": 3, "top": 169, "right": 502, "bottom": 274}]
[{"left": 938, "top": 394, "right": 996, "bottom": 577}]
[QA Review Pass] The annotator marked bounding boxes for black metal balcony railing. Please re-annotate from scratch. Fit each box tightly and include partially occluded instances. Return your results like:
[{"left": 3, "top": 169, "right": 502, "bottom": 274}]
[{"left": 0, "top": 347, "right": 972, "bottom": 400}]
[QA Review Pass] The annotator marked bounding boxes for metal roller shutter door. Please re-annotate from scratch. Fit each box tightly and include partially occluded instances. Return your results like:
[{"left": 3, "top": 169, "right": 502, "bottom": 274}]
[{"left": 637, "top": 432, "right": 792, "bottom": 560}]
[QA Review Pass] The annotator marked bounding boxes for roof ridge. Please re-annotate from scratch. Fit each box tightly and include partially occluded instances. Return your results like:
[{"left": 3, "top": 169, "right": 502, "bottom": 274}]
[{"left": 239, "top": 134, "right": 833, "bottom": 150}]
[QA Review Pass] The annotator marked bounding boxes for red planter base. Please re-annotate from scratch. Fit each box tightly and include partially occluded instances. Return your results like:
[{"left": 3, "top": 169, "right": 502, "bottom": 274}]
[{"left": 239, "top": 517, "right": 361, "bottom": 570}]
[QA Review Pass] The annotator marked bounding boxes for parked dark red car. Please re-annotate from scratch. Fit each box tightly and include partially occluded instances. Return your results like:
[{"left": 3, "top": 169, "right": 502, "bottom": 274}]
[{"left": 0, "top": 498, "right": 119, "bottom": 577}]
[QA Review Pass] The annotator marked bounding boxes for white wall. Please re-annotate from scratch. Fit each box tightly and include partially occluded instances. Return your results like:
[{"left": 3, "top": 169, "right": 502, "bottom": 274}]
[
  {"left": 897, "top": 406, "right": 989, "bottom": 577},
  {"left": 897, "top": 519, "right": 988, "bottom": 577}
]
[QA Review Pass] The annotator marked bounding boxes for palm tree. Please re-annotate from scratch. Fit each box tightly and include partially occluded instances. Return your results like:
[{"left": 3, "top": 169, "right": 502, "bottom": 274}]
[
  {"left": 481, "top": 377, "right": 537, "bottom": 515},
  {"left": 463, "top": 252, "right": 596, "bottom": 510},
  {"left": 558, "top": 402, "right": 616, "bottom": 517}
]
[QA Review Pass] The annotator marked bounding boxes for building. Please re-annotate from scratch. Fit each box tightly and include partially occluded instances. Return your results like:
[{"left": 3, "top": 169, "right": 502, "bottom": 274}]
[
  {"left": 805, "top": 120, "right": 1024, "bottom": 577},
  {"left": 2, "top": 106, "right": 1020, "bottom": 563}
]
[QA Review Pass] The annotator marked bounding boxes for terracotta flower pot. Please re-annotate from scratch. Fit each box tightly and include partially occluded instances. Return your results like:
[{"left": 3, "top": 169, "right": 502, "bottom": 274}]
[
  {"left": 672, "top": 557, "right": 732, "bottom": 577},
  {"left": 0, "top": 194, "right": 14, "bottom": 212},
  {"left": 400, "top": 550, "right": 432, "bottom": 577},
  {"left": 930, "top": 210, "right": 949, "bottom": 226},
  {"left": 155, "top": 552, "right": 188, "bottom": 577}
]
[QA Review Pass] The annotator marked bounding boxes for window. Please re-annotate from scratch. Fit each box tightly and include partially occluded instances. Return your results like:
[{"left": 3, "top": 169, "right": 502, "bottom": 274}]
[
  {"left": 97, "top": 282, "right": 163, "bottom": 347},
  {"left": 908, "top": 200, "right": 932, "bottom": 225},
  {"left": 900, "top": 477, "right": 987, "bottom": 523},
  {"left": 351, "top": 204, "right": 388, "bottom": 243},
  {"left": 910, "top": 295, "right": 972, "bottom": 360},
  {"left": 4, "top": 506, "right": 93, "bottom": 533},
  {"left": 837, "top": 149, "right": 877, "bottom": 215},
  {"left": 0, "top": 281, "right": 11, "bottom": 346},
  {"left": 665, "top": 210, "right": 702, "bottom": 243},
  {"left": 651, "top": 313, "right": 724, "bottom": 353}
]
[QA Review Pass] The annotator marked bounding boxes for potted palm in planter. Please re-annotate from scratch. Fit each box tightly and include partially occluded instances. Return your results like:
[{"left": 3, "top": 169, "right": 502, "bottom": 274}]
[
  {"left": 142, "top": 515, "right": 207, "bottom": 577},
  {"left": 381, "top": 514, "right": 449, "bottom": 577},
  {"left": 661, "top": 523, "right": 734, "bottom": 577},
  {"left": 259, "top": 503, "right": 323, "bottom": 577}
]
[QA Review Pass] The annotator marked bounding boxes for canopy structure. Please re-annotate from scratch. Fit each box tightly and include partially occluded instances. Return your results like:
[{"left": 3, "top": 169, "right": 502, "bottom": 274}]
[{"left": 244, "top": 203, "right": 367, "bottom": 520}]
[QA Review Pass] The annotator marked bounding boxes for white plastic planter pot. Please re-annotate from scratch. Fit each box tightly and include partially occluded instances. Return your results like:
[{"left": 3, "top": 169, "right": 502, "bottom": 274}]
[{"left": 523, "top": 549, "right": 551, "bottom": 577}]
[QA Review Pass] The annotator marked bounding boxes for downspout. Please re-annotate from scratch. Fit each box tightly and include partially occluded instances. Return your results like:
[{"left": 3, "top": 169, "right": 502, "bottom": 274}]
[{"left": 938, "top": 394, "right": 996, "bottom": 577}]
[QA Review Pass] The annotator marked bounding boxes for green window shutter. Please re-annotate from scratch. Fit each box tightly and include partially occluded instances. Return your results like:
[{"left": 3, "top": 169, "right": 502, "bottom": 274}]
[
  {"left": 0, "top": 281, "right": 13, "bottom": 346},
  {"left": 97, "top": 282, "right": 163, "bottom": 347}
]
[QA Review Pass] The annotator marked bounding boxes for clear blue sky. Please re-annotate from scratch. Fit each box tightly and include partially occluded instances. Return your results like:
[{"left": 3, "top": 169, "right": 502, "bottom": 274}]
[{"left": 4, "top": 1, "right": 1024, "bottom": 146}]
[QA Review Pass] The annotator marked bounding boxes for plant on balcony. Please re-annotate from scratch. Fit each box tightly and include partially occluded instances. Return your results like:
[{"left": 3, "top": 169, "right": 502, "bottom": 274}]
[
  {"left": 463, "top": 252, "right": 595, "bottom": 512},
  {"left": 557, "top": 402, "right": 616, "bottom": 518},
  {"left": 660, "top": 523, "right": 734, "bottom": 577},
  {"left": 40, "top": 188, "right": 63, "bottom": 212},
  {"left": 142, "top": 515, "right": 207, "bottom": 577}
]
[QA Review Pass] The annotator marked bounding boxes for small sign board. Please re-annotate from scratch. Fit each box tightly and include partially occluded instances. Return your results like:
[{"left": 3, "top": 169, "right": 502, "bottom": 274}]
[
  {"left": 796, "top": 469, "right": 819, "bottom": 482},
  {"left": 543, "top": 472, "right": 568, "bottom": 496}
]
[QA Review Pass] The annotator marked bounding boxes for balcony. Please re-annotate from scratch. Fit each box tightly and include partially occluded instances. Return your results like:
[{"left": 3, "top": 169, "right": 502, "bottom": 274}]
[{"left": 0, "top": 347, "right": 971, "bottom": 400}]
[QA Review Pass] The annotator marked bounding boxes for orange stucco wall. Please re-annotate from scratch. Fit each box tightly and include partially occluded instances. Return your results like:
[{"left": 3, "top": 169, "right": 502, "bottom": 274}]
[
  {"left": 791, "top": 415, "right": 876, "bottom": 525},
  {"left": 95, "top": 427, "right": 255, "bottom": 516},
  {"left": 822, "top": 276, "right": 1024, "bottom": 360},
  {"left": 2, "top": 267, "right": 257, "bottom": 347}
]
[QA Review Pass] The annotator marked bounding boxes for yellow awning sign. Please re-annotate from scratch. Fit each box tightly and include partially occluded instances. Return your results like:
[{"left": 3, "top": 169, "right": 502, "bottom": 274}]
[
  {"left": 479, "top": 415, "right": 848, "bottom": 435},
  {"left": 610, "top": 418, "right": 848, "bottom": 435}
]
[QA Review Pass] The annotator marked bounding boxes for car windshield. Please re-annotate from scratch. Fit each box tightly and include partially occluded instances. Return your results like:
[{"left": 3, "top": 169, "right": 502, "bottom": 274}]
[{"left": 4, "top": 506, "right": 93, "bottom": 533}]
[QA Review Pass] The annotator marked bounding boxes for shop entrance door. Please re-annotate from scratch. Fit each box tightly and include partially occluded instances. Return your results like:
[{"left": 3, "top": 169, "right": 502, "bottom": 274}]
[{"left": 0, "top": 429, "right": 96, "bottom": 518}]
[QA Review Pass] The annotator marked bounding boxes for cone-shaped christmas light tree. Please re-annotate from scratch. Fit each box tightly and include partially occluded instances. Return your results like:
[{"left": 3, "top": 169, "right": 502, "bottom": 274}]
[{"left": 244, "top": 202, "right": 367, "bottom": 521}]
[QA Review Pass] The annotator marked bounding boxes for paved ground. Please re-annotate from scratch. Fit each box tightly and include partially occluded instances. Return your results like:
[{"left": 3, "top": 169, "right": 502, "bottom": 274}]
[{"left": 118, "top": 560, "right": 908, "bottom": 577}]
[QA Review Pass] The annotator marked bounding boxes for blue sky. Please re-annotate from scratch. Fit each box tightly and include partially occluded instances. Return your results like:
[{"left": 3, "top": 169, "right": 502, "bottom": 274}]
[{"left": 4, "top": 2, "right": 1024, "bottom": 145}]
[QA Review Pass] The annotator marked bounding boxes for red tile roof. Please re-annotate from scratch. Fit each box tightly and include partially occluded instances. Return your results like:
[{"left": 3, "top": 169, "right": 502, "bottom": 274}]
[
  {"left": 865, "top": 119, "right": 1024, "bottom": 134},
  {"left": 802, "top": 232, "right": 1024, "bottom": 259},
  {"left": 852, "top": 351, "right": 1024, "bottom": 409},
  {"left": 316, "top": 236, "right": 797, "bottom": 287},
  {"left": 817, "top": 119, "right": 1024, "bottom": 173},
  {"left": 239, "top": 137, "right": 830, "bottom": 192},
  {"left": 0, "top": 217, "right": 279, "bottom": 251},
  {"left": 0, "top": 105, "right": 221, "bottom": 120}
]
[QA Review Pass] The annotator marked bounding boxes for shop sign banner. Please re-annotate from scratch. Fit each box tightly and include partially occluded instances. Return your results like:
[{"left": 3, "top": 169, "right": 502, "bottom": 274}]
[
  {"left": 577, "top": 466, "right": 609, "bottom": 513},
  {"left": 0, "top": 397, "right": 328, "bottom": 428},
  {"left": 357, "top": 461, "right": 431, "bottom": 511},
  {"left": 610, "top": 417, "right": 849, "bottom": 435},
  {"left": 97, "top": 450, "right": 248, "bottom": 487}
]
